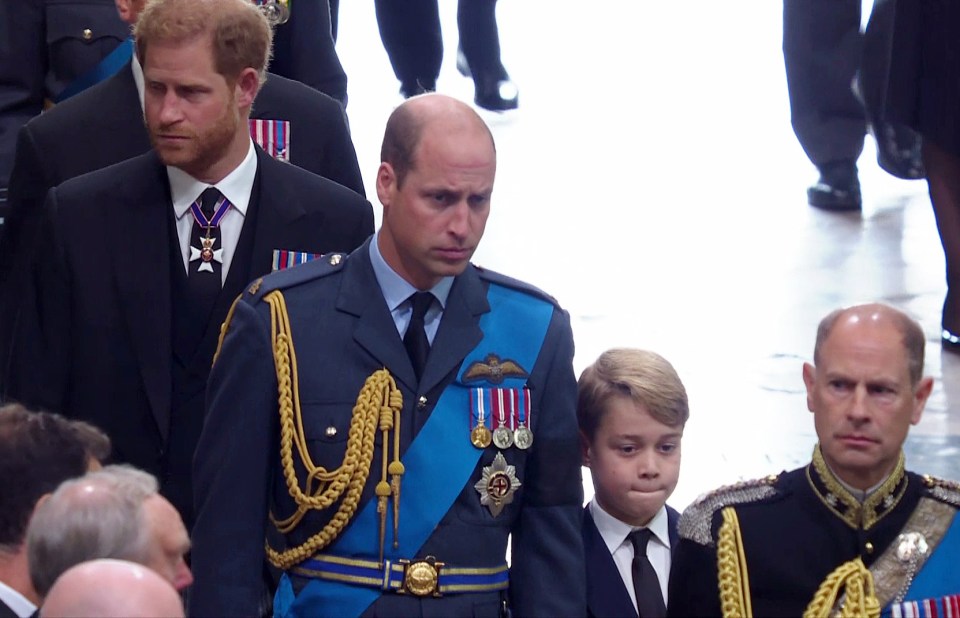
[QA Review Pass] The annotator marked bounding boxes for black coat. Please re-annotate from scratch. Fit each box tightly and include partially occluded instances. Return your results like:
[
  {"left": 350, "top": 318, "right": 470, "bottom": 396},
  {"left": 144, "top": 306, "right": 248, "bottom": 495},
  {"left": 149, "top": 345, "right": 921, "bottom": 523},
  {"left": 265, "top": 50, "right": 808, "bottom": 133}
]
[{"left": 4, "top": 148, "right": 373, "bottom": 523}]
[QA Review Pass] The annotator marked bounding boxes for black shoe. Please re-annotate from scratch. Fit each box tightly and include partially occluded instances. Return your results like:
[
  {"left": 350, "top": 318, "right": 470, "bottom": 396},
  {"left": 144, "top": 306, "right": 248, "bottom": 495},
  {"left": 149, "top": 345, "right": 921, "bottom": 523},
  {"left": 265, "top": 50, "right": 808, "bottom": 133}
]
[
  {"left": 943, "top": 328, "right": 960, "bottom": 354},
  {"left": 807, "top": 161, "right": 862, "bottom": 211},
  {"left": 399, "top": 79, "right": 436, "bottom": 99},
  {"left": 944, "top": 289, "right": 960, "bottom": 354},
  {"left": 456, "top": 48, "right": 518, "bottom": 112}
]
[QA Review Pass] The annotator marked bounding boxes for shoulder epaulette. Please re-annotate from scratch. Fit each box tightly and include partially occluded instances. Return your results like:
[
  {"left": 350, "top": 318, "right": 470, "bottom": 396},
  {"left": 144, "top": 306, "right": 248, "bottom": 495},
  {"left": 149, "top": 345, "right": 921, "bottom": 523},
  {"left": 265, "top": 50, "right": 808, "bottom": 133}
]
[
  {"left": 678, "top": 475, "right": 781, "bottom": 546},
  {"left": 475, "top": 265, "right": 560, "bottom": 307},
  {"left": 921, "top": 475, "right": 960, "bottom": 508},
  {"left": 244, "top": 252, "right": 349, "bottom": 303}
]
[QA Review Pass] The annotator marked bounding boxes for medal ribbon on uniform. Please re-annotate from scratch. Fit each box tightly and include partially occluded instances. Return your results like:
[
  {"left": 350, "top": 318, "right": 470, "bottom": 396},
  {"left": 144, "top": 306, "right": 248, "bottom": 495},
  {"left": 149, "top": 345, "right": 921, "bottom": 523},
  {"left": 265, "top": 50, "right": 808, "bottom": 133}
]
[
  {"left": 469, "top": 388, "right": 492, "bottom": 448},
  {"left": 514, "top": 387, "right": 533, "bottom": 450}
]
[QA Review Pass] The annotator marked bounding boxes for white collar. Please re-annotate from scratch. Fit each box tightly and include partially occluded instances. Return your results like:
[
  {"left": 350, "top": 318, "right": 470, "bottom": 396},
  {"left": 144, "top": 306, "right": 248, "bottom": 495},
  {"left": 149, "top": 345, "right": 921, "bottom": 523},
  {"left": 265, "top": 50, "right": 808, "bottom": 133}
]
[
  {"left": 0, "top": 580, "right": 36, "bottom": 618},
  {"left": 168, "top": 140, "right": 257, "bottom": 222},
  {"left": 589, "top": 498, "right": 671, "bottom": 554}
]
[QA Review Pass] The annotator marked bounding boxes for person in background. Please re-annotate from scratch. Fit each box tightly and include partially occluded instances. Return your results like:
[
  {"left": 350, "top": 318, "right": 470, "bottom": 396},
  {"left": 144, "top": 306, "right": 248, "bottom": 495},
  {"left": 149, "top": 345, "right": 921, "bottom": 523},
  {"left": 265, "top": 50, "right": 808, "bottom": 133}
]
[
  {"left": 887, "top": 0, "right": 960, "bottom": 355},
  {"left": 39, "top": 559, "right": 184, "bottom": 618},
  {"left": 26, "top": 465, "right": 192, "bottom": 599},
  {"left": 0, "top": 404, "right": 110, "bottom": 618},
  {"left": 373, "top": 0, "right": 518, "bottom": 111}
]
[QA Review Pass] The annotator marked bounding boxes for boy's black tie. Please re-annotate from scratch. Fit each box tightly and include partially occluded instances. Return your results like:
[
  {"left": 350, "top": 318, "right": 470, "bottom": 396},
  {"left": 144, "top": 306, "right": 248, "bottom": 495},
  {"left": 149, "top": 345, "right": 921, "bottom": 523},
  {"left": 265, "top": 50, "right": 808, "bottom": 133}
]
[{"left": 629, "top": 528, "right": 666, "bottom": 618}]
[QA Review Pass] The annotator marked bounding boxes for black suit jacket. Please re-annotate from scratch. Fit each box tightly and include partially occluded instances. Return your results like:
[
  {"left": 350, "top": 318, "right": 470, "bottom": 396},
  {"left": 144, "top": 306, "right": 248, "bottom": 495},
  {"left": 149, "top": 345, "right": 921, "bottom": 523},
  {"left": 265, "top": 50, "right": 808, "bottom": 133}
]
[
  {"left": 583, "top": 504, "right": 680, "bottom": 618},
  {"left": 4, "top": 148, "right": 373, "bottom": 521},
  {"left": 0, "top": 63, "right": 364, "bottom": 395}
]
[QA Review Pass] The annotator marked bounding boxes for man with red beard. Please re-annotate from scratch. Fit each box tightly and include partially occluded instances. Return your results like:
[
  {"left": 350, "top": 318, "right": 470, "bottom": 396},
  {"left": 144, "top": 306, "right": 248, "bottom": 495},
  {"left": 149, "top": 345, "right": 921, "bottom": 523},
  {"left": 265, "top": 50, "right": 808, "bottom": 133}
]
[{"left": 4, "top": 0, "right": 374, "bottom": 530}]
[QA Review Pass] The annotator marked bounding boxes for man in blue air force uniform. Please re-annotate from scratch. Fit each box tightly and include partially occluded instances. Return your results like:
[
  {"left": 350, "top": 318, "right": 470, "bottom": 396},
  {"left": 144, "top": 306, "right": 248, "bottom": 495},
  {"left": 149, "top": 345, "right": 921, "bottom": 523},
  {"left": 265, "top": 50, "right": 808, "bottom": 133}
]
[
  {"left": 668, "top": 303, "right": 960, "bottom": 618},
  {"left": 190, "top": 93, "right": 586, "bottom": 617}
]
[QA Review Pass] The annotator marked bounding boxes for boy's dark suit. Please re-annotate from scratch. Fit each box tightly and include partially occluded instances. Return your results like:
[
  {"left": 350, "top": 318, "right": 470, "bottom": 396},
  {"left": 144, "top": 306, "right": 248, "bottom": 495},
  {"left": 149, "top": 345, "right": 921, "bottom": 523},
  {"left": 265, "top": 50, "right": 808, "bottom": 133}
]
[
  {"left": 583, "top": 505, "right": 680, "bottom": 618},
  {"left": 0, "top": 63, "right": 364, "bottom": 396},
  {"left": 3, "top": 147, "right": 374, "bottom": 525}
]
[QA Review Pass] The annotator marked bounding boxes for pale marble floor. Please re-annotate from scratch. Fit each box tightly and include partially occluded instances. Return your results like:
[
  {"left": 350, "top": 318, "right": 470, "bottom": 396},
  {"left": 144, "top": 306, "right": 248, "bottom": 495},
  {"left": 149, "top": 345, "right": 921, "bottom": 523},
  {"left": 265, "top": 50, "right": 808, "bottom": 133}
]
[{"left": 333, "top": 1, "right": 960, "bottom": 509}]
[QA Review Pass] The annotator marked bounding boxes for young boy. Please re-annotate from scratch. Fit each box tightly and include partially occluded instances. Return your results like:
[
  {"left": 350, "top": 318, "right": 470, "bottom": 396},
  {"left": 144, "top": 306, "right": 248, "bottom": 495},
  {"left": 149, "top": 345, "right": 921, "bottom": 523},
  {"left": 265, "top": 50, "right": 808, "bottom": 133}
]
[{"left": 578, "top": 348, "right": 688, "bottom": 618}]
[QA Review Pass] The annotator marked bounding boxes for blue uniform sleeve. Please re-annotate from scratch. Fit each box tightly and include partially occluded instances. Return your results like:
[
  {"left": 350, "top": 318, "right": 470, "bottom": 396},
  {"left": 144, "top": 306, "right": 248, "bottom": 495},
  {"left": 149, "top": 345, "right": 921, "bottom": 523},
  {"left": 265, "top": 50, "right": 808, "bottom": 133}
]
[
  {"left": 508, "top": 307, "right": 587, "bottom": 617},
  {"left": 190, "top": 297, "right": 279, "bottom": 617}
]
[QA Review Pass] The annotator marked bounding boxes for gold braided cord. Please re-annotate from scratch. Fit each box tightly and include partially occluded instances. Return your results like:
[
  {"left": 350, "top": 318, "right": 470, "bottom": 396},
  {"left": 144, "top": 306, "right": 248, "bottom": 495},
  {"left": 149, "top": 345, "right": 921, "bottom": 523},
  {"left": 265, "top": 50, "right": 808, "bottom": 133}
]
[
  {"left": 261, "top": 290, "right": 403, "bottom": 570},
  {"left": 211, "top": 294, "right": 243, "bottom": 366},
  {"left": 717, "top": 507, "right": 753, "bottom": 618},
  {"left": 803, "top": 558, "right": 880, "bottom": 618}
]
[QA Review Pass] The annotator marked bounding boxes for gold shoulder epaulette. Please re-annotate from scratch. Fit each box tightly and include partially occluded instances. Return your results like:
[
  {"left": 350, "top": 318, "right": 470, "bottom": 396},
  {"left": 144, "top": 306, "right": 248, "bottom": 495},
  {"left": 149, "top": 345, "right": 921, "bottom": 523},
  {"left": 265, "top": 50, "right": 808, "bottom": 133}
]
[
  {"left": 678, "top": 475, "right": 780, "bottom": 546},
  {"left": 922, "top": 475, "right": 960, "bottom": 508}
]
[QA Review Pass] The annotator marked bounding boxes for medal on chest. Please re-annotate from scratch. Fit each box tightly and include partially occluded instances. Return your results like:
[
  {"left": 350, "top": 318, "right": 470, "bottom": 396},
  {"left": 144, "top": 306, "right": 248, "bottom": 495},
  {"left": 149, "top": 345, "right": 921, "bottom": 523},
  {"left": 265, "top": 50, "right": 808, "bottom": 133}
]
[{"left": 475, "top": 452, "right": 521, "bottom": 517}]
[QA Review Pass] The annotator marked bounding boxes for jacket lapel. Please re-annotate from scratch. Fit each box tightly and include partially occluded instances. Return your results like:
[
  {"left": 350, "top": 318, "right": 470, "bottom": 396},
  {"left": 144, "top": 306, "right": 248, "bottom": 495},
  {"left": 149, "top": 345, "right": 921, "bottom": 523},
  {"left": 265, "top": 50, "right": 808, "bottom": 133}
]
[
  {"left": 112, "top": 154, "right": 173, "bottom": 443},
  {"left": 583, "top": 506, "right": 639, "bottom": 618},
  {"left": 418, "top": 266, "right": 488, "bottom": 393},
  {"left": 338, "top": 240, "right": 417, "bottom": 390}
]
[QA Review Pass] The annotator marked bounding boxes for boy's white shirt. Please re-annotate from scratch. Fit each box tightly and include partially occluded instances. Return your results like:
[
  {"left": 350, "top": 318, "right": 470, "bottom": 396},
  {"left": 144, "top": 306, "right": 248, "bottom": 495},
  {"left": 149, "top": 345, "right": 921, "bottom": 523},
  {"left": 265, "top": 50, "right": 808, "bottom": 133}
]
[{"left": 589, "top": 498, "right": 671, "bottom": 611}]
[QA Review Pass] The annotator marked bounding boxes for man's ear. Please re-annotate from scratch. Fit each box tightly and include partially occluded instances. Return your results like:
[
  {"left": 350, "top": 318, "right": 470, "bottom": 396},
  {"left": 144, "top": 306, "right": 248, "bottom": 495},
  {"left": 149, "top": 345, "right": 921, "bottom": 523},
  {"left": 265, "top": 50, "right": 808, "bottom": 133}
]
[
  {"left": 235, "top": 68, "right": 261, "bottom": 110},
  {"left": 910, "top": 377, "right": 934, "bottom": 425},
  {"left": 376, "top": 162, "right": 396, "bottom": 209},
  {"left": 802, "top": 362, "right": 817, "bottom": 413}
]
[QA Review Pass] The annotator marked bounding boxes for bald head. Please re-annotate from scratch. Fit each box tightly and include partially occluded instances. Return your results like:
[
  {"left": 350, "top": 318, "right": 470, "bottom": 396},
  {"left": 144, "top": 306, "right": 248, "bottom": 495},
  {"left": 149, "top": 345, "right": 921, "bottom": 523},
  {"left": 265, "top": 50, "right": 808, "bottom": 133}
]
[
  {"left": 813, "top": 303, "right": 926, "bottom": 385},
  {"left": 41, "top": 559, "right": 184, "bottom": 618},
  {"left": 380, "top": 94, "right": 496, "bottom": 188}
]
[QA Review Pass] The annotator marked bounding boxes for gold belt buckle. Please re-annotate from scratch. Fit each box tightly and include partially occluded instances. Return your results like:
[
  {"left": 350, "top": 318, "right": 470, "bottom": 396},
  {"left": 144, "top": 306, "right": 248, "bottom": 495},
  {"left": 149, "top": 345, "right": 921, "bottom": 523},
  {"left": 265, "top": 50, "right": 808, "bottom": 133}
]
[{"left": 399, "top": 556, "right": 444, "bottom": 597}]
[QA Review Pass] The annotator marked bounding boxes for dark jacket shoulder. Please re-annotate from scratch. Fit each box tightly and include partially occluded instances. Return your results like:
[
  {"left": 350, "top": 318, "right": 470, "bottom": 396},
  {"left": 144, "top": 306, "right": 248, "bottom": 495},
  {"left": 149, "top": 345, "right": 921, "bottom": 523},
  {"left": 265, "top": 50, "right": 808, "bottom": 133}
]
[
  {"left": 243, "top": 251, "right": 349, "bottom": 305},
  {"left": 474, "top": 265, "right": 562, "bottom": 308},
  {"left": 677, "top": 473, "right": 783, "bottom": 547}
]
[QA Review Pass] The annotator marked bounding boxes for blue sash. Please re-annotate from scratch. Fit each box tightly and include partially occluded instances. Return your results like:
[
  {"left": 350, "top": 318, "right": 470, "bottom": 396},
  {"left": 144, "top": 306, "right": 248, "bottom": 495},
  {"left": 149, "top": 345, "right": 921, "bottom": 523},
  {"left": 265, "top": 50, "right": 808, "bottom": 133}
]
[
  {"left": 887, "top": 511, "right": 960, "bottom": 612},
  {"left": 55, "top": 38, "right": 133, "bottom": 103},
  {"left": 275, "top": 282, "right": 555, "bottom": 618}
]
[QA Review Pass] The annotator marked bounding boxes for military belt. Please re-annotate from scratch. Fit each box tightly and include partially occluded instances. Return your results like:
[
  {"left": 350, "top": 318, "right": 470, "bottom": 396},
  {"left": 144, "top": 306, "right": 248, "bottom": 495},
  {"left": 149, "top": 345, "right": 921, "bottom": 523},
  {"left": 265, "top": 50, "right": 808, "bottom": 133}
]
[{"left": 290, "top": 554, "right": 509, "bottom": 597}]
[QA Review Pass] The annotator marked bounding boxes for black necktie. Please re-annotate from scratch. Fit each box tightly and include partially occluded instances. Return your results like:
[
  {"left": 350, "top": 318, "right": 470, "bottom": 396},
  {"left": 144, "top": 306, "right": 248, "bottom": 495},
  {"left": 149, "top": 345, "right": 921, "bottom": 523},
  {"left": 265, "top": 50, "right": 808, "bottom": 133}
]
[
  {"left": 403, "top": 292, "right": 433, "bottom": 380},
  {"left": 629, "top": 528, "right": 666, "bottom": 618},
  {"left": 187, "top": 187, "right": 225, "bottom": 322}
]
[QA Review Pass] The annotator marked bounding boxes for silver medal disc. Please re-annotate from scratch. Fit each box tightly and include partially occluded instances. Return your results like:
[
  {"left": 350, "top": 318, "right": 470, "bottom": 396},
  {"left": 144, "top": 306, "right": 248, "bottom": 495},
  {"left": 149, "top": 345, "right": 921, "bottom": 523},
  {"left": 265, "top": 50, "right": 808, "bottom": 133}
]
[
  {"left": 514, "top": 425, "right": 533, "bottom": 450},
  {"left": 492, "top": 425, "right": 514, "bottom": 449}
]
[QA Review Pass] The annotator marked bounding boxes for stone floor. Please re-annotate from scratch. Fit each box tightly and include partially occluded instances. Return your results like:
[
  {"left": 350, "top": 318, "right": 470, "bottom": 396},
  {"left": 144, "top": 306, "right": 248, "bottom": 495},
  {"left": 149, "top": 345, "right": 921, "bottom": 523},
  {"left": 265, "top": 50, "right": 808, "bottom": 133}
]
[{"left": 335, "top": 0, "right": 960, "bottom": 508}]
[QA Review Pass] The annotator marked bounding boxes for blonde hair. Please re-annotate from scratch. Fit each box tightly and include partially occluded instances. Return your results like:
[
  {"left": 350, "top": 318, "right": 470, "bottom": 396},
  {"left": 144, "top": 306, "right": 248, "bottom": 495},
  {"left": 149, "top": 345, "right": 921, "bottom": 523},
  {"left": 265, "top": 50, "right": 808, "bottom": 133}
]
[
  {"left": 577, "top": 348, "right": 689, "bottom": 440},
  {"left": 135, "top": 0, "right": 273, "bottom": 83}
]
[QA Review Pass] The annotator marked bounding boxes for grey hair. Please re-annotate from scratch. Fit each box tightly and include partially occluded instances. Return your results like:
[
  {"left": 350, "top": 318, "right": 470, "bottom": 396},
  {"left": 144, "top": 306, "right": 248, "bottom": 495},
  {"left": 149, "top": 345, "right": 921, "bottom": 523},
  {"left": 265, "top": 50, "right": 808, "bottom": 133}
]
[{"left": 26, "top": 465, "right": 159, "bottom": 596}]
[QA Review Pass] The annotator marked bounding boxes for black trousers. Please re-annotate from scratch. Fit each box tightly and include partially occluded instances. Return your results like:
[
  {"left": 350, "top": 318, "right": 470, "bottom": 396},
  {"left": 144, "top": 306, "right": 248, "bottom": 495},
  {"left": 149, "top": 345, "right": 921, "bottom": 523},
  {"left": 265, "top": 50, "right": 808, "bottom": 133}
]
[
  {"left": 782, "top": 0, "right": 890, "bottom": 168},
  {"left": 374, "top": 0, "right": 505, "bottom": 86}
]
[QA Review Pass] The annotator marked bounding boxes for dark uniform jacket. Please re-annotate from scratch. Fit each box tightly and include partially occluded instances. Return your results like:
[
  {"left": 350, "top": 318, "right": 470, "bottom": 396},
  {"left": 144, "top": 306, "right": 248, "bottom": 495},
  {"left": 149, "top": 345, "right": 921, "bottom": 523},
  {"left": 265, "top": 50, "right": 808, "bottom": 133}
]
[
  {"left": 190, "top": 237, "right": 586, "bottom": 617},
  {"left": 668, "top": 446, "right": 960, "bottom": 617},
  {"left": 0, "top": 0, "right": 128, "bottom": 197},
  {"left": 3, "top": 148, "right": 374, "bottom": 524},
  {"left": 583, "top": 504, "right": 680, "bottom": 618}
]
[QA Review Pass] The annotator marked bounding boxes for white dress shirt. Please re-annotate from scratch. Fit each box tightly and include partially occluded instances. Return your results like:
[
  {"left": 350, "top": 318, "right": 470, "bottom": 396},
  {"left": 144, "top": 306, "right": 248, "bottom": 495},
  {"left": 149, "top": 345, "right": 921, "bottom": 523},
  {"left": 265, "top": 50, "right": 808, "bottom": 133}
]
[
  {"left": 167, "top": 140, "right": 258, "bottom": 285},
  {"left": 589, "top": 498, "right": 672, "bottom": 612},
  {"left": 0, "top": 580, "right": 36, "bottom": 618}
]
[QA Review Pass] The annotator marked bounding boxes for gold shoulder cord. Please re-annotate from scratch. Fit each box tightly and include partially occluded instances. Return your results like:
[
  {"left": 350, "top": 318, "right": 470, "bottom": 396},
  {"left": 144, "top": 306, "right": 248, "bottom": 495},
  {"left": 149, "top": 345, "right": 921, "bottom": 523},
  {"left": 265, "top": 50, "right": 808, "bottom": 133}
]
[
  {"left": 803, "top": 558, "right": 880, "bottom": 618},
  {"left": 255, "top": 290, "right": 404, "bottom": 570},
  {"left": 717, "top": 506, "right": 753, "bottom": 618}
]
